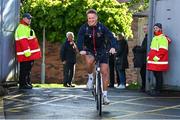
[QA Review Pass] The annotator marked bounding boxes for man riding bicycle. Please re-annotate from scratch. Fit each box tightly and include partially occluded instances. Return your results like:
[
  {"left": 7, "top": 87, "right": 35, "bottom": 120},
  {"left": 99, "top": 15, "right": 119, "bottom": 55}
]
[{"left": 77, "top": 9, "right": 117, "bottom": 104}]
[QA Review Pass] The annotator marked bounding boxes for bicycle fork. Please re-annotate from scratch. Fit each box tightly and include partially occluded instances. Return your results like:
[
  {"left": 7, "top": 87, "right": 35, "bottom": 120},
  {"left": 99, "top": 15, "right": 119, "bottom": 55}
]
[{"left": 95, "top": 66, "right": 103, "bottom": 96}]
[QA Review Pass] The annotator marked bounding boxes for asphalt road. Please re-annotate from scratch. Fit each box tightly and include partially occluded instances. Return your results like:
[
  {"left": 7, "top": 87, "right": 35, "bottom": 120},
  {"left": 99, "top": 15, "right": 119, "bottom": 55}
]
[{"left": 1, "top": 86, "right": 180, "bottom": 119}]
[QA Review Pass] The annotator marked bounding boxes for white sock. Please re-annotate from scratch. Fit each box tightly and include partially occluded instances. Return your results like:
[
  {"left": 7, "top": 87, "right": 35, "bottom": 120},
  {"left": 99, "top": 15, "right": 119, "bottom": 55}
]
[
  {"left": 88, "top": 73, "right": 93, "bottom": 80},
  {"left": 103, "top": 91, "right": 107, "bottom": 97}
]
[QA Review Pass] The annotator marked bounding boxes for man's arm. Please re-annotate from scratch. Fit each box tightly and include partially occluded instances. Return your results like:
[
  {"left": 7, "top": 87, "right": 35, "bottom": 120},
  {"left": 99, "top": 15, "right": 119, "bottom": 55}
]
[
  {"left": 15, "top": 26, "right": 31, "bottom": 57},
  {"left": 77, "top": 25, "right": 85, "bottom": 52},
  {"left": 102, "top": 25, "right": 117, "bottom": 54},
  {"left": 60, "top": 43, "right": 66, "bottom": 62},
  {"left": 103, "top": 25, "right": 117, "bottom": 49},
  {"left": 136, "top": 35, "right": 147, "bottom": 53}
]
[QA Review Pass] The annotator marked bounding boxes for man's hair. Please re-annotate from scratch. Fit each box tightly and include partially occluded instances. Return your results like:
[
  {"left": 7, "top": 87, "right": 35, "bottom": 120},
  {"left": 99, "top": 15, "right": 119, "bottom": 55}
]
[
  {"left": 86, "top": 9, "right": 97, "bottom": 15},
  {"left": 66, "top": 32, "right": 74, "bottom": 38},
  {"left": 117, "top": 32, "right": 125, "bottom": 40},
  {"left": 154, "top": 23, "right": 162, "bottom": 29}
]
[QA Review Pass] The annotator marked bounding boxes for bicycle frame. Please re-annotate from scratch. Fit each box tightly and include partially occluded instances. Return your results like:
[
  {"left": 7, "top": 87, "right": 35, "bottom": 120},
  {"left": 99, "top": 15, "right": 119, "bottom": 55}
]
[{"left": 85, "top": 51, "right": 106, "bottom": 116}]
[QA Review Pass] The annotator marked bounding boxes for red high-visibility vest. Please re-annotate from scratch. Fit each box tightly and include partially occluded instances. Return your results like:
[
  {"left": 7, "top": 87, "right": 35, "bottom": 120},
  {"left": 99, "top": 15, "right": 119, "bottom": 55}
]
[
  {"left": 147, "top": 34, "right": 169, "bottom": 71},
  {"left": 15, "top": 20, "right": 41, "bottom": 62}
]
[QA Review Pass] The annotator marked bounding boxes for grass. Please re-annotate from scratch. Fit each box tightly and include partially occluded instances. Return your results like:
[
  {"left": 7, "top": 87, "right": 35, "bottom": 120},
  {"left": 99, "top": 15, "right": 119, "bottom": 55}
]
[
  {"left": 33, "top": 84, "right": 64, "bottom": 88},
  {"left": 126, "top": 82, "right": 141, "bottom": 90},
  {"left": 33, "top": 82, "right": 141, "bottom": 89}
]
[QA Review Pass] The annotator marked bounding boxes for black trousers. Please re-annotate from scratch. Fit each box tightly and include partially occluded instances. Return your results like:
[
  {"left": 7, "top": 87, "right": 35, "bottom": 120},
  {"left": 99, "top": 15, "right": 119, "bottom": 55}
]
[
  {"left": 153, "top": 71, "right": 163, "bottom": 91},
  {"left": 63, "top": 63, "right": 75, "bottom": 85},
  {"left": 116, "top": 70, "right": 120, "bottom": 85},
  {"left": 109, "top": 58, "right": 115, "bottom": 86},
  {"left": 19, "top": 60, "right": 34, "bottom": 86},
  {"left": 140, "top": 65, "right": 146, "bottom": 90}
]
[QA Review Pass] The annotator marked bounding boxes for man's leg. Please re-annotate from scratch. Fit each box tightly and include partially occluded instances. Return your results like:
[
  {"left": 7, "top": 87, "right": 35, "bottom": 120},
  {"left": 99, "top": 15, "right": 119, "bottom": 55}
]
[
  {"left": 26, "top": 60, "right": 34, "bottom": 87},
  {"left": 116, "top": 69, "right": 120, "bottom": 86},
  {"left": 19, "top": 62, "right": 28, "bottom": 87},
  {"left": 153, "top": 71, "right": 163, "bottom": 92},
  {"left": 63, "top": 63, "right": 70, "bottom": 87},
  {"left": 140, "top": 65, "right": 146, "bottom": 91},
  {"left": 19, "top": 61, "right": 32, "bottom": 89},
  {"left": 84, "top": 55, "right": 95, "bottom": 73},
  {"left": 109, "top": 56, "right": 115, "bottom": 87},
  {"left": 68, "top": 63, "right": 75, "bottom": 87},
  {"left": 84, "top": 55, "right": 95, "bottom": 89},
  {"left": 119, "top": 70, "right": 126, "bottom": 88},
  {"left": 116, "top": 67, "right": 121, "bottom": 86},
  {"left": 100, "top": 63, "right": 110, "bottom": 104}
]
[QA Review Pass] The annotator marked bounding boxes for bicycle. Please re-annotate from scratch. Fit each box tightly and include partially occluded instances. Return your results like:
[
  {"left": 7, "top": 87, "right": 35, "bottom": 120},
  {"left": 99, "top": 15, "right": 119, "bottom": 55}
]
[
  {"left": 94, "top": 52, "right": 103, "bottom": 116},
  {"left": 86, "top": 51, "right": 104, "bottom": 116}
]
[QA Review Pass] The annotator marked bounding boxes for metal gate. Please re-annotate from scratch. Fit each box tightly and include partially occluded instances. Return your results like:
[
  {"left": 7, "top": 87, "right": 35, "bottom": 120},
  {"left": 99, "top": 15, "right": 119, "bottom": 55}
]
[{"left": 0, "top": 0, "right": 20, "bottom": 87}]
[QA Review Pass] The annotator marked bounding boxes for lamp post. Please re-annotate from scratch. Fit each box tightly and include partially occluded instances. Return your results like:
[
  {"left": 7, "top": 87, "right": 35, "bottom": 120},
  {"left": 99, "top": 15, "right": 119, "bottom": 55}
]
[{"left": 41, "top": 27, "right": 46, "bottom": 84}]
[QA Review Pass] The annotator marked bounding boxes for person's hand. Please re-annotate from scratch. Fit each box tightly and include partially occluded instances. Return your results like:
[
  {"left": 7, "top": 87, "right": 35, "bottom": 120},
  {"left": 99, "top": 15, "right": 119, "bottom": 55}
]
[
  {"left": 153, "top": 56, "right": 160, "bottom": 62},
  {"left": 132, "top": 46, "right": 137, "bottom": 52},
  {"left": 24, "top": 50, "right": 31, "bottom": 57},
  {"left": 109, "top": 48, "right": 116, "bottom": 54},
  {"left": 62, "top": 61, "right": 66, "bottom": 64},
  {"left": 71, "top": 42, "right": 77, "bottom": 49},
  {"left": 79, "top": 50, "right": 86, "bottom": 55},
  {"left": 70, "top": 41, "right": 74, "bottom": 45},
  {"left": 147, "top": 56, "right": 149, "bottom": 61}
]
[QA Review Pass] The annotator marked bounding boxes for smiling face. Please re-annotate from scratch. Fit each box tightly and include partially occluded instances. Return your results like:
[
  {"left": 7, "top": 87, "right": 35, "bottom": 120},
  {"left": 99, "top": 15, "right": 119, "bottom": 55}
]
[
  {"left": 143, "top": 25, "right": 148, "bottom": 34},
  {"left": 153, "top": 26, "right": 161, "bottom": 32},
  {"left": 87, "top": 13, "right": 98, "bottom": 26},
  {"left": 67, "top": 34, "right": 74, "bottom": 41},
  {"left": 23, "top": 17, "right": 31, "bottom": 25}
]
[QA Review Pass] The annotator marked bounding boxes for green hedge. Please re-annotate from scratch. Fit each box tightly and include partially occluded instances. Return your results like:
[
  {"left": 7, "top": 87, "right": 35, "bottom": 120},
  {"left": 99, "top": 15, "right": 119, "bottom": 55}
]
[{"left": 21, "top": 0, "right": 133, "bottom": 43}]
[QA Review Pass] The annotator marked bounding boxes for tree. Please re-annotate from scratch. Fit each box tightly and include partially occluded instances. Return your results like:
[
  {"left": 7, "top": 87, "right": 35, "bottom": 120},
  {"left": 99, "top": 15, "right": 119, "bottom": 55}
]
[
  {"left": 126, "top": 0, "right": 149, "bottom": 13},
  {"left": 21, "top": 0, "right": 134, "bottom": 42}
]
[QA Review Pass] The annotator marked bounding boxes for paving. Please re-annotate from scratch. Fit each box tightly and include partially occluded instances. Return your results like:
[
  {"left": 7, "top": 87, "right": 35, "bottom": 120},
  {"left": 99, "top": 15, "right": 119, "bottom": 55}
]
[{"left": 0, "top": 86, "right": 180, "bottom": 119}]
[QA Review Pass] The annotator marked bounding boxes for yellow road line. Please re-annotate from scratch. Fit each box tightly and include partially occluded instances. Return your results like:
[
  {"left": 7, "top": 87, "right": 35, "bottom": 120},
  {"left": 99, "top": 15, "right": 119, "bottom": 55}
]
[
  {"left": 6, "top": 95, "right": 74, "bottom": 111},
  {"left": 148, "top": 112, "right": 180, "bottom": 118},
  {"left": 0, "top": 97, "right": 5, "bottom": 119},
  {"left": 112, "top": 103, "right": 180, "bottom": 119}
]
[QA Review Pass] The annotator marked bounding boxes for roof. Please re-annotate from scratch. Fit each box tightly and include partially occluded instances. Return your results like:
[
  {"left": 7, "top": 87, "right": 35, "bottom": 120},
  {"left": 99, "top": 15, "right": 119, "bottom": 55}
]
[
  {"left": 133, "top": 10, "right": 149, "bottom": 17},
  {"left": 117, "top": 0, "right": 131, "bottom": 2}
]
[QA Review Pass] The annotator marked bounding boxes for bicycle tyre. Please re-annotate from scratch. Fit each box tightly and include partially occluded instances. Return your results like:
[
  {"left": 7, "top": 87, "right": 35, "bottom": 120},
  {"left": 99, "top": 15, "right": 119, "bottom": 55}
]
[{"left": 97, "top": 72, "right": 102, "bottom": 116}]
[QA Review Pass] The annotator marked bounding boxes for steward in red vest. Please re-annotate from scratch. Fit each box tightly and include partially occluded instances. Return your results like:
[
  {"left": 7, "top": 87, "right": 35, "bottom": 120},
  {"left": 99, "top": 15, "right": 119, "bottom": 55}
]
[
  {"left": 147, "top": 23, "right": 171, "bottom": 95},
  {"left": 15, "top": 13, "right": 41, "bottom": 89}
]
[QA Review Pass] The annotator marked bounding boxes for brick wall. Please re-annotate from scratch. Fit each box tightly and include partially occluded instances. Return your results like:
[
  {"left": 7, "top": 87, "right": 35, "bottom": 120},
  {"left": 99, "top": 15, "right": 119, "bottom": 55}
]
[{"left": 31, "top": 17, "right": 147, "bottom": 85}]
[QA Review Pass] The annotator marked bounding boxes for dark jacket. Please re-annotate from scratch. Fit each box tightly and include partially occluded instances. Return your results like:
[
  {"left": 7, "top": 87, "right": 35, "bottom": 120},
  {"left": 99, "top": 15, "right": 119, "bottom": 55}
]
[
  {"left": 109, "top": 54, "right": 115, "bottom": 64},
  {"left": 77, "top": 22, "right": 117, "bottom": 52},
  {"left": 132, "top": 34, "right": 147, "bottom": 67},
  {"left": 115, "top": 39, "right": 129, "bottom": 70},
  {"left": 60, "top": 39, "right": 76, "bottom": 64}
]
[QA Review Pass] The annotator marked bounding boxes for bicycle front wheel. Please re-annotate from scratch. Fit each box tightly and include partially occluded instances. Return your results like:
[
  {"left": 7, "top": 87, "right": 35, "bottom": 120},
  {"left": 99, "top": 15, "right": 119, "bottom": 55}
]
[{"left": 96, "top": 72, "right": 102, "bottom": 116}]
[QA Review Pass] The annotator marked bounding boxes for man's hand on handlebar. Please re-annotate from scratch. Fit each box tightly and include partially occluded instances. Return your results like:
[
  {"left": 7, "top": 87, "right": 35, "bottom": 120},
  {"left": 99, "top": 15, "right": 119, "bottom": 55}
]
[
  {"left": 109, "top": 48, "right": 116, "bottom": 54},
  {"left": 80, "top": 50, "right": 87, "bottom": 55}
]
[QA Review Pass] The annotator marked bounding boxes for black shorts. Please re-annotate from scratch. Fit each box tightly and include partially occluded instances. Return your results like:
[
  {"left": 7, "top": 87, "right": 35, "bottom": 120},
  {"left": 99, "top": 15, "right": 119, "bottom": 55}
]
[{"left": 87, "top": 49, "right": 108, "bottom": 64}]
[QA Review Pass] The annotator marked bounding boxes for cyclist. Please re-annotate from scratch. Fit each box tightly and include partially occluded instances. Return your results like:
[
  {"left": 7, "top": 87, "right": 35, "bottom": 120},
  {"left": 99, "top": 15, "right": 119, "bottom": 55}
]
[{"left": 77, "top": 9, "right": 116, "bottom": 104}]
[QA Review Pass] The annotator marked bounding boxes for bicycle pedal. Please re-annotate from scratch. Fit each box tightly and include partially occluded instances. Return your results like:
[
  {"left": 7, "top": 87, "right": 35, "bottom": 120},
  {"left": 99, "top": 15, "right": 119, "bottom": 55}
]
[{"left": 103, "top": 102, "right": 110, "bottom": 105}]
